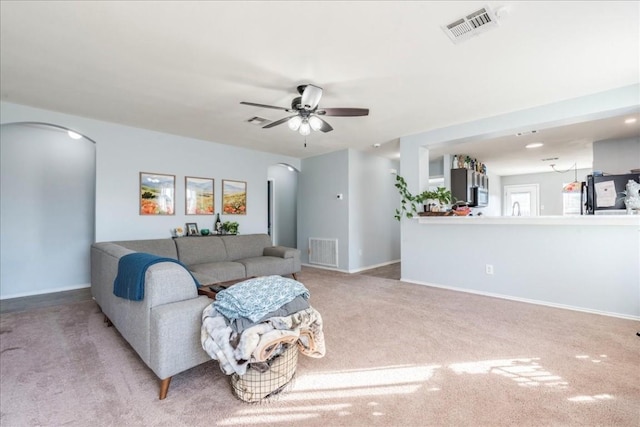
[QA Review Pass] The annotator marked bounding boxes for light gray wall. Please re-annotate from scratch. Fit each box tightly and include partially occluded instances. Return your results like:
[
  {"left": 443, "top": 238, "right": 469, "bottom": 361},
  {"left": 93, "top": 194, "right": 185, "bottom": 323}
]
[
  {"left": 1, "top": 123, "right": 96, "bottom": 298},
  {"left": 267, "top": 164, "right": 298, "bottom": 248},
  {"left": 1, "top": 101, "right": 300, "bottom": 298},
  {"left": 593, "top": 137, "right": 640, "bottom": 175},
  {"left": 398, "top": 85, "right": 640, "bottom": 317},
  {"left": 348, "top": 150, "right": 400, "bottom": 270},
  {"left": 298, "top": 150, "right": 350, "bottom": 269},
  {"left": 402, "top": 220, "right": 639, "bottom": 318},
  {"left": 501, "top": 168, "right": 592, "bottom": 216}
]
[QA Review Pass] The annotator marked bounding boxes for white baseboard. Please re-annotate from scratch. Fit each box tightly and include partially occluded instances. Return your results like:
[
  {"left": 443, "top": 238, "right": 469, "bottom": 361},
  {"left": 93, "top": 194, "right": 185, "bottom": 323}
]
[
  {"left": 402, "top": 278, "right": 640, "bottom": 321},
  {"left": 302, "top": 259, "right": 401, "bottom": 274},
  {"left": 0, "top": 283, "right": 91, "bottom": 300},
  {"left": 348, "top": 259, "right": 401, "bottom": 274},
  {"left": 301, "top": 263, "right": 349, "bottom": 273}
]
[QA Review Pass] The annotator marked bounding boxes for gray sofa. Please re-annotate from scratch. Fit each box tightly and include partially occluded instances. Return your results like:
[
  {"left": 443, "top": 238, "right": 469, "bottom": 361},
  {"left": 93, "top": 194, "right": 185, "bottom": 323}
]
[{"left": 90, "top": 233, "right": 301, "bottom": 399}]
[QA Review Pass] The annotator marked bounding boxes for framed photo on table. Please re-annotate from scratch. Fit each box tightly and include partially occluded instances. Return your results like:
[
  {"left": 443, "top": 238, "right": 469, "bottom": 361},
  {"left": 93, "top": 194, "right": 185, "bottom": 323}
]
[
  {"left": 140, "top": 172, "right": 175, "bottom": 215},
  {"left": 185, "top": 176, "right": 214, "bottom": 215},
  {"left": 222, "top": 179, "right": 247, "bottom": 215},
  {"left": 185, "top": 222, "right": 199, "bottom": 236}
]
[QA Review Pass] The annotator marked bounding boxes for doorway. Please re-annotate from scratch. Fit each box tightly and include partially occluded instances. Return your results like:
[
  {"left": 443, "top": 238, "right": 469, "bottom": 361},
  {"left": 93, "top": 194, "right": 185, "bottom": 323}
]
[
  {"left": 504, "top": 184, "right": 539, "bottom": 216},
  {"left": 267, "top": 164, "right": 298, "bottom": 248}
]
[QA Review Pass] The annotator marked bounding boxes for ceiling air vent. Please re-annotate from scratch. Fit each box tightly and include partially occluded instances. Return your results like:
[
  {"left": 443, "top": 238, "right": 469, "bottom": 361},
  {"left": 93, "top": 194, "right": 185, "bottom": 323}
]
[
  {"left": 247, "top": 116, "right": 269, "bottom": 126},
  {"left": 442, "top": 5, "right": 500, "bottom": 44}
]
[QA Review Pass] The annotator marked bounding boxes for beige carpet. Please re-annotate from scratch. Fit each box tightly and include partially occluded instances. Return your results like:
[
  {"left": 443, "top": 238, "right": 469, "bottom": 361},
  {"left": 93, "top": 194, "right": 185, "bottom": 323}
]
[{"left": 1, "top": 267, "right": 639, "bottom": 426}]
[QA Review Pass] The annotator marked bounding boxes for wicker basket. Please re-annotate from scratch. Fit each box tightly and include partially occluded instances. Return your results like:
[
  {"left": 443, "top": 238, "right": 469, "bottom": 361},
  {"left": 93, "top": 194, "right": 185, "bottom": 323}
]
[{"left": 231, "top": 344, "right": 298, "bottom": 403}]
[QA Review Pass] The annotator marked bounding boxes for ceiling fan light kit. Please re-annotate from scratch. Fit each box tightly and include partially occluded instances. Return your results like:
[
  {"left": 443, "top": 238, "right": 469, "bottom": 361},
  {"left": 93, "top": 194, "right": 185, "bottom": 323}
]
[{"left": 241, "top": 84, "right": 369, "bottom": 136}]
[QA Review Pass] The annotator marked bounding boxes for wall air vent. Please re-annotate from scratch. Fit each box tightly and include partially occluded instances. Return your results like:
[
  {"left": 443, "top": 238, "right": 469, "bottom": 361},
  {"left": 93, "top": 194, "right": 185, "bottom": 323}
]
[
  {"left": 308, "top": 238, "right": 338, "bottom": 268},
  {"left": 442, "top": 6, "right": 500, "bottom": 44}
]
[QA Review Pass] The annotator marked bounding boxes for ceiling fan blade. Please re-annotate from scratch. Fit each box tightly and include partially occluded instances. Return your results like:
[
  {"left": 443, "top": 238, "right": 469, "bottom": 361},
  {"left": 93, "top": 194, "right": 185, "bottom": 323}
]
[
  {"left": 240, "top": 101, "right": 291, "bottom": 112},
  {"left": 318, "top": 108, "right": 369, "bottom": 117},
  {"left": 301, "top": 84, "right": 323, "bottom": 110},
  {"left": 262, "top": 115, "right": 298, "bottom": 129},
  {"left": 316, "top": 116, "right": 333, "bottom": 133}
]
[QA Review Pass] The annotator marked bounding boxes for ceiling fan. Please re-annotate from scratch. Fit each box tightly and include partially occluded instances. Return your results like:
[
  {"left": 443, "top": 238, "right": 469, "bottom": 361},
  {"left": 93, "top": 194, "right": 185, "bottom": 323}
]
[{"left": 240, "top": 84, "right": 369, "bottom": 135}]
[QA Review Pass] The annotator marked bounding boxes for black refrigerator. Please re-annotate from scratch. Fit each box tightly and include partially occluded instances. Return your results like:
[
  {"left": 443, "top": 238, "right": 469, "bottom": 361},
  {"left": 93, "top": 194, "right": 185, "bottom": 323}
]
[{"left": 582, "top": 173, "right": 640, "bottom": 214}]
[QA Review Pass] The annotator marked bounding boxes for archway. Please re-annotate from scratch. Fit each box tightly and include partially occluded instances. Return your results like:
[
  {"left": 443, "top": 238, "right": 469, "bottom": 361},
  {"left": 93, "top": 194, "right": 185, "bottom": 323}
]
[{"left": 0, "top": 122, "right": 96, "bottom": 298}]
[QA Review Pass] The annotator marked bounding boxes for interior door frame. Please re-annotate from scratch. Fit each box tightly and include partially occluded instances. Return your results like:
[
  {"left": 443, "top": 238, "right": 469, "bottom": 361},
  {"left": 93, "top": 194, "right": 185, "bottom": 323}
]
[{"left": 504, "top": 183, "right": 540, "bottom": 216}]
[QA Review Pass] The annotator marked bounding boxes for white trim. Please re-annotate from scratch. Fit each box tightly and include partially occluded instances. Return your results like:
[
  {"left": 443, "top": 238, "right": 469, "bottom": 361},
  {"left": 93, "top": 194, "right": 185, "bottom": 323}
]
[
  {"left": 301, "top": 263, "right": 349, "bottom": 273},
  {"left": 0, "top": 283, "right": 91, "bottom": 300},
  {"left": 348, "top": 259, "right": 401, "bottom": 274},
  {"left": 303, "top": 259, "right": 401, "bottom": 274},
  {"left": 401, "top": 278, "right": 640, "bottom": 321}
]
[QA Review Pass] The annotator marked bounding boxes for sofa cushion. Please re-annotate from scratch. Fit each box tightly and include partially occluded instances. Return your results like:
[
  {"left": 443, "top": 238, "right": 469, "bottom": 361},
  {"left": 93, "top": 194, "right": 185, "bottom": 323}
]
[
  {"left": 112, "top": 239, "right": 178, "bottom": 259},
  {"left": 175, "top": 236, "right": 228, "bottom": 266},
  {"left": 238, "top": 256, "right": 296, "bottom": 278},
  {"left": 189, "top": 261, "right": 246, "bottom": 284},
  {"left": 221, "top": 234, "right": 272, "bottom": 261}
]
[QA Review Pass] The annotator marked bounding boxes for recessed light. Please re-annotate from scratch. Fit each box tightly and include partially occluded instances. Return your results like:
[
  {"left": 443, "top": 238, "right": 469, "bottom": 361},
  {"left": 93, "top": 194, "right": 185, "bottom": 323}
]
[
  {"left": 624, "top": 117, "right": 637, "bottom": 124},
  {"left": 373, "top": 143, "right": 381, "bottom": 148},
  {"left": 516, "top": 130, "right": 538, "bottom": 136},
  {"left": 525, "top": 142, "right": 544, "bottom": 149}
]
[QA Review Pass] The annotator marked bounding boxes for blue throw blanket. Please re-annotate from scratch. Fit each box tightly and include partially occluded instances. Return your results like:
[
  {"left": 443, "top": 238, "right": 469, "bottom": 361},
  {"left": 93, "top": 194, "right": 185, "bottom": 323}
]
[{"left": 113, "top": 253, "right": 199, "bottom": 301}]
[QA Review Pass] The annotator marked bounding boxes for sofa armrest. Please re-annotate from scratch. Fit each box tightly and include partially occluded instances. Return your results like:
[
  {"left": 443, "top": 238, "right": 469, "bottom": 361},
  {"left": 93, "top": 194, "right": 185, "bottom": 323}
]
[
  {"left": 150, "top": 295, "right": 212, "bottom": 379},
  {"left": 263, "top": 246, "right": 299, "bottom": 259}
]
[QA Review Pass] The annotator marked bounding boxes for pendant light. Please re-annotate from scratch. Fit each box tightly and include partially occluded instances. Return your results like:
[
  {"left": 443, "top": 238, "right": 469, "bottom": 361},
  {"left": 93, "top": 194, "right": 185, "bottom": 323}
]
[{"left": 551, "top": 163, "right": 581, "bottom": 193}]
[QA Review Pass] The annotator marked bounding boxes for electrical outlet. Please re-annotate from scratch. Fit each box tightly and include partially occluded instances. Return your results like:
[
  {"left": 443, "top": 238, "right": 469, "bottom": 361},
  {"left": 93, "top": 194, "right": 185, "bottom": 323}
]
[{"left": 485, "top": 264, "right": 494, "bottom": 275}]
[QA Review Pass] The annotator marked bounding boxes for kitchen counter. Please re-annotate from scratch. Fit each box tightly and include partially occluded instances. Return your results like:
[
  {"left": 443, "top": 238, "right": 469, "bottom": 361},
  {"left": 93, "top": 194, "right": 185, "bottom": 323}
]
[{"left": 417, "top": 215, "right": 640, "bottom": 226}]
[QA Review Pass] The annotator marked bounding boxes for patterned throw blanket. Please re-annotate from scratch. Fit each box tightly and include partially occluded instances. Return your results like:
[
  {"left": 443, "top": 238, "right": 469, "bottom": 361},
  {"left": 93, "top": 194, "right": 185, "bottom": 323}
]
[
  {"left": 214, "top": 276, "right": 310, "bottom": 322},
  {"left": 113, "top": 253, "right": 199, "bottom": 301}
]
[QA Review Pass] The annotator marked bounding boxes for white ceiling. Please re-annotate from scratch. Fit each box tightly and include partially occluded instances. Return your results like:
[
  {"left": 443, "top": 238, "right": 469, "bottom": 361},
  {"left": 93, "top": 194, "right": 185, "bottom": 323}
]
[{"left": 1, "top": 1, "right": 639, "bottom": 175}]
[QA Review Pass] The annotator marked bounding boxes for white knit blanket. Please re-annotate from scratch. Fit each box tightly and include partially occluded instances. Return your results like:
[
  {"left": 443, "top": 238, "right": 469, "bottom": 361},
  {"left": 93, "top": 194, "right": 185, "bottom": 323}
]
[{"left": 201, "top": 304, "right": 325, "bottom": 376}]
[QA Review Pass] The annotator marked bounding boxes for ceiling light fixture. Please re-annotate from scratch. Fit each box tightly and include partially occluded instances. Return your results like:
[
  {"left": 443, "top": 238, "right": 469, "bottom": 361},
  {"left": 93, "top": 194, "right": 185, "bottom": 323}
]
[
  {"left": 299, "top": 119, "right": 311, "bottom": 136},
  {"left": 525, "top": 142, "right": 544, "bottom": 149},
  {"left": 551, "top": 163, "right": 581, "bottom": 193},
  {"left": 308, "top": 116, "right": 323, "bottom": 131},
  {"left": 287, "top": 116, "right": 302, "bottom": 131},
  {"left": 624, "top": 117, "right": 637, "bottom": 124}
]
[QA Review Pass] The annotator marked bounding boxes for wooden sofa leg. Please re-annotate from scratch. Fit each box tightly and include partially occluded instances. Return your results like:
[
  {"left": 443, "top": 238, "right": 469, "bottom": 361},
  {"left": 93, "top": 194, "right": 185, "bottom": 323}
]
[
  {"left": 159, "top": 377, "right": 172, "bottom": 400},
  {"left": 292, "top": 273, "right": 298, "bottom": 280}
]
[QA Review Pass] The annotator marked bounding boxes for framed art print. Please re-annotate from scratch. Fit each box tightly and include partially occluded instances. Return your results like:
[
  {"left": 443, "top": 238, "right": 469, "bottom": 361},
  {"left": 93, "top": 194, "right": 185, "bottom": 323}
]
[
  {"left": 185, "top": 176, "right": 214, "bottom": 215},
  {"left": 222, "top": 179, "right": 247, "bottom": 215},
  {"left": 140, "top": 172, "right": 175, "bottom": 215}
]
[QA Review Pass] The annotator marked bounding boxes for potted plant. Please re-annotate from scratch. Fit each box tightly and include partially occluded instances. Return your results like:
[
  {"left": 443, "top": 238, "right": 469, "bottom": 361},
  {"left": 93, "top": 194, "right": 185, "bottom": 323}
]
[
  {"left": 222, "top": 221, "right": 239, "bottom": 235},
  {"left": 433, "top": 187, "right": 452, "bottom": 210},
  {"left": 394, "top": 175, "right": 440, "bottom": 220},
  {"left": 394, "top": 175, "right": 454, "bottom": 219}
]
